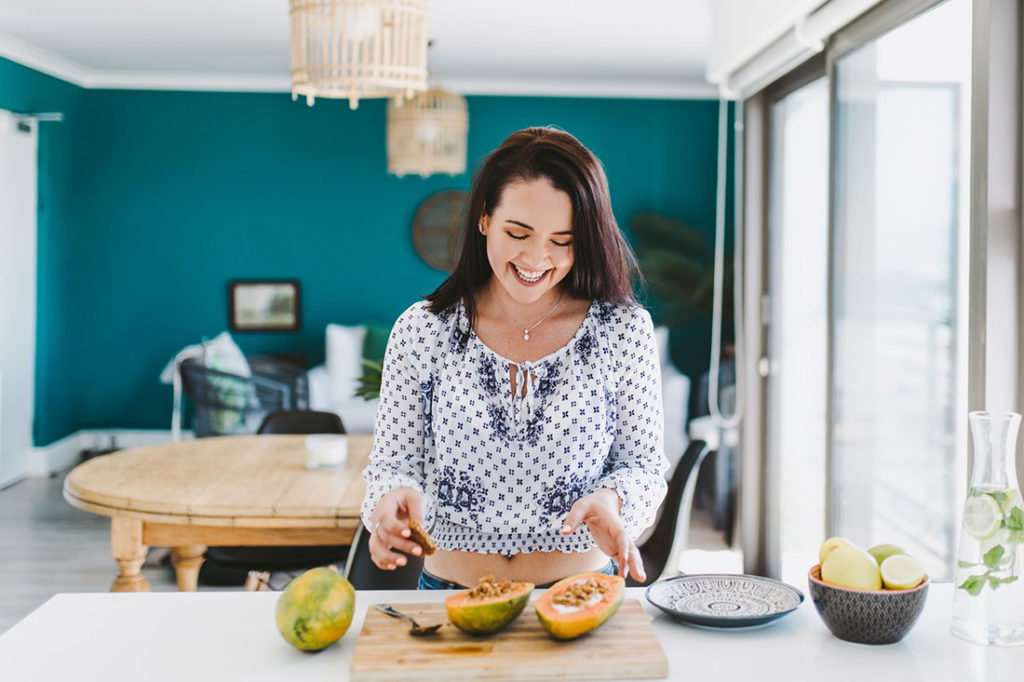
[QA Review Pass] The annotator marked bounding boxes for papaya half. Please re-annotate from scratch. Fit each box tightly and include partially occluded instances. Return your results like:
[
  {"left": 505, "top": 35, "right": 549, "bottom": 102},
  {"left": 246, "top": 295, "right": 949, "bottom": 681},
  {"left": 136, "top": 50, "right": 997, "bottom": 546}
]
[
  {"left": 275, "top": 566, "right": 356, "bottom": 652},
  {"left": 445, "top": 576, "right": 534, "bottom": 635},
  {"left": 534, "top": 572, "right": 625, "bottom": 640}
]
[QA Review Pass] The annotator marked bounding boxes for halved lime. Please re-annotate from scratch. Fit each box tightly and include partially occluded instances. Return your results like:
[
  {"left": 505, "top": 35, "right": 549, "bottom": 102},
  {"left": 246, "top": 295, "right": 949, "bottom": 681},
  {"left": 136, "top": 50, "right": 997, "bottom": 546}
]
[
  {"left": 880, "top": 554, "right": 925, "bottom": 590},
  {"left": 985, "top": 488, "right": 1017, "bottom": 513},
  {"left": 963, "top": 493, "right": 1002, "bottom": 539}
]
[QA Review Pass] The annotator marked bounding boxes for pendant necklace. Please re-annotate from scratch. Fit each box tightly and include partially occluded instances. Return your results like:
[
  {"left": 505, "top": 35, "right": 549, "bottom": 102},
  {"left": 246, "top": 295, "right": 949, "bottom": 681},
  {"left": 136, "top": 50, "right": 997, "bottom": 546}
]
[{"left": 490, "top": 291, "right": 564, "bottom": 341}]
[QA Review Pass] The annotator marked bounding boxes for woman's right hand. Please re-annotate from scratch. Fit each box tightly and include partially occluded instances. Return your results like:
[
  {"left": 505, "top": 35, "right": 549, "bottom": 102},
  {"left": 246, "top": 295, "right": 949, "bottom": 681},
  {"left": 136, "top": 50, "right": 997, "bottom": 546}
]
[{"left": 366, "top": 487, "right": 426, "bottom": 570}]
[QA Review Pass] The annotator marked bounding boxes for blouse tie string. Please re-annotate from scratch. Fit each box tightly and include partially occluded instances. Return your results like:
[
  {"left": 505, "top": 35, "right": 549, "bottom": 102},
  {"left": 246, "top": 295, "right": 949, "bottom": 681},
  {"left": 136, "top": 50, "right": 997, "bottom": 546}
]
[{"left": 511, "top": 361, "right": 542, "bottom": 436}]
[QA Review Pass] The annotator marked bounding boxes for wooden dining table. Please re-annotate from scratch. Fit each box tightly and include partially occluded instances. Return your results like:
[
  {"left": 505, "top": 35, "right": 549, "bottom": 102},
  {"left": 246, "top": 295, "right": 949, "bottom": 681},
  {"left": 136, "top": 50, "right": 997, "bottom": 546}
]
[{"left": 62, "top": 434, "right": 371, "bottom": 592}]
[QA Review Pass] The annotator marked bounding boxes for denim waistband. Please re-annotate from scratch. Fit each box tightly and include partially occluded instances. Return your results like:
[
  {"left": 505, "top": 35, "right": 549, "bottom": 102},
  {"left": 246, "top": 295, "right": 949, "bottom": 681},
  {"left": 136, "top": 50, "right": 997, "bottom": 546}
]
[{"left": 417, "top": 559, "right": 618, "bottom": 590}]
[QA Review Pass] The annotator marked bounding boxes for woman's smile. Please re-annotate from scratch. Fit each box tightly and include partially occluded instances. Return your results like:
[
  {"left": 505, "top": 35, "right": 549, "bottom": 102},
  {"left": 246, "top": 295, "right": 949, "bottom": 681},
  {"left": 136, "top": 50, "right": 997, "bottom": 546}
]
[{"left": 511, "top": 263, "right": 550, "bottom": 285}]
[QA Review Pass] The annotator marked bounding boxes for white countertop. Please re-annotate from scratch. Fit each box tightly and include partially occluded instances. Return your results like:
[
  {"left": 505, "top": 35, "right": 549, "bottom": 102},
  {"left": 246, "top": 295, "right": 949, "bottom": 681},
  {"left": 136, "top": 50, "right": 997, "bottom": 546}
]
[{"left": 0, "top": 584, "right": 1021, "bottom": 681}]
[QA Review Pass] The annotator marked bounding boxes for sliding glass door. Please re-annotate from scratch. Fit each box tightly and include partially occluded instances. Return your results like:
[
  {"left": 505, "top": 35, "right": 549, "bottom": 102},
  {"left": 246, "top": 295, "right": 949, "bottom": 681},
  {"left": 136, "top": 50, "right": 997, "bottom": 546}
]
[
  {"left": 830, "top": 0, "right": 970, "bottom": 581},
  {"left": 764, "top": 0, "right": 971, "bottom": 582}
]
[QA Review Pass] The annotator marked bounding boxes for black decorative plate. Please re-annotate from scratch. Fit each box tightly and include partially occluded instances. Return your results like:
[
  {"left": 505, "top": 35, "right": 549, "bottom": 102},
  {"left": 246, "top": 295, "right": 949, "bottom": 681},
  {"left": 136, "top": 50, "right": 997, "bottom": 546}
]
[{"left": 645, "top": 574, "right": 804, "bottom": 628}]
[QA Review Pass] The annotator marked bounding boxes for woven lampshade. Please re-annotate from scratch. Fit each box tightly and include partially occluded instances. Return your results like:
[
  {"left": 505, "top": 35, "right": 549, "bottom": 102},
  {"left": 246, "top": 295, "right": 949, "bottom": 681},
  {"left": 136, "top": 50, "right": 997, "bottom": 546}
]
[
  {"left": 289, "top": 0, "right": 429, "bottom": 110},
  {"left": 387, "top": 87, "right": 468, "bottom": 177}
]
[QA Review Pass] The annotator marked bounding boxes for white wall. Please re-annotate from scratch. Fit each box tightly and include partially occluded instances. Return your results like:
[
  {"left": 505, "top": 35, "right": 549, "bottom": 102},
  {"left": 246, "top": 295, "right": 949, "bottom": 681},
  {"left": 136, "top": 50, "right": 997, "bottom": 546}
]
[{"left": 0, "top": 111, "right": 38, "bottom": 487}]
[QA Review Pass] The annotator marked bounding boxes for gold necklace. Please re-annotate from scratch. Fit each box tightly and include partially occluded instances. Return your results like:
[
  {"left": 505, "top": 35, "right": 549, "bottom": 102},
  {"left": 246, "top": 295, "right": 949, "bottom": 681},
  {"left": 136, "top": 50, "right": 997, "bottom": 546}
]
[{"left": 490, "top": 291, "right": 564, "bottom": 341}]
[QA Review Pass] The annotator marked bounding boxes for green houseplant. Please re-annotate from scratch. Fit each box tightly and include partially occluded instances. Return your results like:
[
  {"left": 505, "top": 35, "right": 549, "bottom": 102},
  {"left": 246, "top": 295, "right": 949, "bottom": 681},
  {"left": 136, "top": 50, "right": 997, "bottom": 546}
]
[
  {"left": 630, "top": 211, "right": 732, "bottom": 326},
  {"left": 355, "top": 359, "right": 383, "bottom": 401}
]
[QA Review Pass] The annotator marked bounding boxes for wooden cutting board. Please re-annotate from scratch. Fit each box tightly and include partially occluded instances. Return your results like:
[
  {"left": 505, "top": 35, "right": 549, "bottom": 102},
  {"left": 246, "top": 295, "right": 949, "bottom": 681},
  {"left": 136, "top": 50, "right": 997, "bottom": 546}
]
[{"left": 349, "top": 598, "right": 668, "bottom": 681}]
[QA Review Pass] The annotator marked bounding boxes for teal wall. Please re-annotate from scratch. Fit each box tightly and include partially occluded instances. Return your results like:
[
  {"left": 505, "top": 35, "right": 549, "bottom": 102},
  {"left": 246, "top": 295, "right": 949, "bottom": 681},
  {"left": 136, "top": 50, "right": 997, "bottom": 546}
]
[
  {"left": 0, "top": 58, "right": 85, "bottom": 447},
  {"left": 1, "top": 58, "right": 724, "bottom": 445}
]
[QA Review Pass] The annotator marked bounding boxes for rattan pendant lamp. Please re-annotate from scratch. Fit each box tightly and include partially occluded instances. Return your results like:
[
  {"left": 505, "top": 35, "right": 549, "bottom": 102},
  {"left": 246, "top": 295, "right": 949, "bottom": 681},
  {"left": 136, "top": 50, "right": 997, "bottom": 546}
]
[
  {"left": 386, "top": 85, "right": 468, "bottom": 177},
  {"left": 289, "top": 0, "right": 429, "bottom": 110}
]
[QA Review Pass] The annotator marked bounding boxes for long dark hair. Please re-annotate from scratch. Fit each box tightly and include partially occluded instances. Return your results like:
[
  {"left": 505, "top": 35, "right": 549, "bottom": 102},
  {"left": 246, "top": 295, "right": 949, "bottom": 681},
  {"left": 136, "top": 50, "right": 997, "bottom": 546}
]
[{"left": 426, "top": 127, "right": 639, "bottom": 324}]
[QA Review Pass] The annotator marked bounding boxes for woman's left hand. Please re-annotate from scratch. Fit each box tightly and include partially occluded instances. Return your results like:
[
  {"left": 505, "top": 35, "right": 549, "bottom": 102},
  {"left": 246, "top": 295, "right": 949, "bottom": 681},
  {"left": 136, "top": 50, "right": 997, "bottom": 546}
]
[{"left": 561, "top": 488, "right": 645, "bottom": 582}]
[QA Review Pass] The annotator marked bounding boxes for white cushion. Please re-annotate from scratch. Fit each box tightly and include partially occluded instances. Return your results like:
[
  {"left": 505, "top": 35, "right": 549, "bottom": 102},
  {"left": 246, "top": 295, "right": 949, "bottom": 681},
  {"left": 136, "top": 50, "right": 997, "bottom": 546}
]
[
  {"left": 653, "top": 326, "right": 670, "bottom": 364},
  {"left": 326, "top": 324, "right": 366, "bottom": 402},
  {"left": 202, "top": 331, "right": 251, "bottom": 377}
]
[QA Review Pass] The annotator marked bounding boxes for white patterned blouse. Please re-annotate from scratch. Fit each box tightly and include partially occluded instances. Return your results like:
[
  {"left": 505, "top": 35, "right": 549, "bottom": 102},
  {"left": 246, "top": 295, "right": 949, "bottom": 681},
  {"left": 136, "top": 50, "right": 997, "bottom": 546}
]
[{"left": 360, "top": 298, "right": 668, "bottom": 557}]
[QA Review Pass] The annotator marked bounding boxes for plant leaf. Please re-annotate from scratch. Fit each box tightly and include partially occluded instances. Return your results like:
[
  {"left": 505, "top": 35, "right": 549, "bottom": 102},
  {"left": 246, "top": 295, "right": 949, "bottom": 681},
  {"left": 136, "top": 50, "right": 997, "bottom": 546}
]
[
  {"left": 959, "top": 575, "right": 986, "bottom": 596},
  {"left": 631, "top": 212, "right": 708, "bottom": 256},
  {"left": 983, "top": 544, "right": 1006, "bottom": 569},
  {"left": 355, "top": 358, "right": 384, "bottom": 401},
  {"left": 1005, "top": 507, "right": 1024, "bottom": 532},
  {"left": 987, "top": 575, "right": 1018, "bottom": 590},
  {"left": 1007, "top": 530, "right": 1024, "bottom": 545}
]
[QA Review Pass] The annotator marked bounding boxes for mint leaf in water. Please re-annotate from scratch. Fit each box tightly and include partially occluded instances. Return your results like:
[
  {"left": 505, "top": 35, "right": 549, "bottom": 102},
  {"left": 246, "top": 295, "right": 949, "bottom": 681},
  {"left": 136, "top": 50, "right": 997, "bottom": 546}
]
[
  {"left": 990, "top": 491, "right": 1009, "bottom": 510},
  {"left": 957, "top": 559, "right": 976, "bottom": 568},
  {"left": 959, "top": 575, "right": 986, "bottom": 596},
  {"left": 1006, "top": 507, "right": 1024, "bottom": 532},
  {"left": 988, "top": 575, "right": 1019, "bottom": 590},
  {"left": 1008, "top": 530, "right": 1024, "bottom": 545},
  {"left": 983, "top": 544, "right": 1006, "bottom": 569}
]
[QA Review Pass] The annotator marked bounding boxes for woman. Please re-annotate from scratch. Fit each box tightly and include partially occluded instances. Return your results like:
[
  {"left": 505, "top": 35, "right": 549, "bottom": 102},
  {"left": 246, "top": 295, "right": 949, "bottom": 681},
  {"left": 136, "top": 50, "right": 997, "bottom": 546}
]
[{"left": 361, "top": 127, "right": 667, "bottom": 589}]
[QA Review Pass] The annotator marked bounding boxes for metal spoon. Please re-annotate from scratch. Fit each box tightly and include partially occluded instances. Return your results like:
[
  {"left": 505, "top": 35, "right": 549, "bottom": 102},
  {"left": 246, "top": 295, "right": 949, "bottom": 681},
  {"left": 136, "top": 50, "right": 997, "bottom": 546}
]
[{"left": 376, "top": 603, "right": 443, "bottom": 636}]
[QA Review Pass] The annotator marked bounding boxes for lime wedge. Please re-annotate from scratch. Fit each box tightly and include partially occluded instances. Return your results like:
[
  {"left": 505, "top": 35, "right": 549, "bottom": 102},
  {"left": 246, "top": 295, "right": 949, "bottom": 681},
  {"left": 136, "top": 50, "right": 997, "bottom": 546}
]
[
  {"left": 880, "top": 554, "right": 925, "bottom": 590},
  {"left": 868, "top": 543, "right": 905, "bottom": 565},
  {"left": 963, "top": 494, "right": 1002, "bottom": 539}
]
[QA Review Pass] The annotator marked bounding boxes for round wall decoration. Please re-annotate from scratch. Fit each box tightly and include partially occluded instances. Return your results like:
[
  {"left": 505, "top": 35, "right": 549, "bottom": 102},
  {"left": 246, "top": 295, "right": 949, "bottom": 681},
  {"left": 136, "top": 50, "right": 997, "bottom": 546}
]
[{"left": 412, "top": 190, "right": 468, "bottom": 272}]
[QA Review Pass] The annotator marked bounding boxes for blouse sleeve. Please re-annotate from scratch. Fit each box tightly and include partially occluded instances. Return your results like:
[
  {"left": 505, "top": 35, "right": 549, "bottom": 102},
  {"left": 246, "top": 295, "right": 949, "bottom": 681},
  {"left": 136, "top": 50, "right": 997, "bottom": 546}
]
[
  {"left": 360, "top": 304, "right": 436, "bottom": 529},
  {"left": 595, "top": 307, "right": 669, "bottom": 540}
]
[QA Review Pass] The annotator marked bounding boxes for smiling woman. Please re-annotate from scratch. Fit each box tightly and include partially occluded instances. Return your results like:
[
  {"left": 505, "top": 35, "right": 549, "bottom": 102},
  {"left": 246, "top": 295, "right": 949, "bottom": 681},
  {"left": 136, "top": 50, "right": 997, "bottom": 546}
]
[{"left": 360, "top": 127, "right": 668, "bottom": 590}]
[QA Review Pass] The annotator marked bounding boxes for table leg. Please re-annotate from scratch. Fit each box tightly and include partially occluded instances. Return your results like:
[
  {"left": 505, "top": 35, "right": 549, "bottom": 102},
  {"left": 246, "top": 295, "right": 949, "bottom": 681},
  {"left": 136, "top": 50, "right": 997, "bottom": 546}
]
[
  {"left": 110, "top": 517, "right": 150, "bottom": 592},
  {"left": 170, "top": 545, "right": 207, "bottom": 592}
]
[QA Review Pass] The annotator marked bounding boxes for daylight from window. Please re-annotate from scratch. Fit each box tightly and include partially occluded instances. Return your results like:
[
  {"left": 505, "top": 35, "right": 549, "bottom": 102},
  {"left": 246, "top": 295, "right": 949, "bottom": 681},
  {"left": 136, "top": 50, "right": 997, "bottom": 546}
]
[{"left": 832, "top": 0, "right": 971, "bottom": 581}]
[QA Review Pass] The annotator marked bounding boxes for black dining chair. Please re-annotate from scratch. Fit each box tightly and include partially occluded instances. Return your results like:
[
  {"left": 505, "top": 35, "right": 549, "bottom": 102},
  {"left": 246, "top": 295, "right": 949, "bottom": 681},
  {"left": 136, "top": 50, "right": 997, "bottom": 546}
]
[
  {"left": 198, "top": 409, "right": 349, "bottom": 587},
  {"left": 343, "top": 523, "right": 425, "bottom": 590},
  {"left": 627, "top": 439, "right": 713, "bottom": 587},
  {"left": 257, "top": 409, "right": 346, "bottom": 435}
]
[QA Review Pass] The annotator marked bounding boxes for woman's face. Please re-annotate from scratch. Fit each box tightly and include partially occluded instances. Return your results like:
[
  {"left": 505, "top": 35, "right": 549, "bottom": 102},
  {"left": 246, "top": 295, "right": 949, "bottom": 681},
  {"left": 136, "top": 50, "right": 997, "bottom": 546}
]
[{"left": 480, "top": 177, "right": 574, "bottom": 306}]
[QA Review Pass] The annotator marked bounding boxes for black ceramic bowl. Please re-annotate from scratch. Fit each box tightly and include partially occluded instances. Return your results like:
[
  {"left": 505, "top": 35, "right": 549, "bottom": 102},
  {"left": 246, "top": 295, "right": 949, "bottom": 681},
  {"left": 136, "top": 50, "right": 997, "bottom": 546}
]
[{"left": 808, "top": 564, "right": 929, "bottom": 644}]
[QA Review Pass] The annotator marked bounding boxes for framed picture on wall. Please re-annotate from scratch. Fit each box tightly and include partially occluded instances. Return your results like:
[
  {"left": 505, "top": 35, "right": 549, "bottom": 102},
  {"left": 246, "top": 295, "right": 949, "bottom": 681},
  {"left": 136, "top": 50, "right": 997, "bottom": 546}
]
[{"left": 228, "top": 279, "right": 301, "bottom": 332}]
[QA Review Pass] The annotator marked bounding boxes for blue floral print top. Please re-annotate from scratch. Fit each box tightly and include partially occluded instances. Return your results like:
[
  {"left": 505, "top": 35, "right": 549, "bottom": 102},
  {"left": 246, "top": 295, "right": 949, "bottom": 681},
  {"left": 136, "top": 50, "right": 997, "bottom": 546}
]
[{"left": 361, "top": 298, "right": 667, "bottom": 557}]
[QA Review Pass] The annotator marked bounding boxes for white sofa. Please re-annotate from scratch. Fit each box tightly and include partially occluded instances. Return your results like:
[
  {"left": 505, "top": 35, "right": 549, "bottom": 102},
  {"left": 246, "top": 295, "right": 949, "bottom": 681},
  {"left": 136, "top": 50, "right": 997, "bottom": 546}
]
[
  {"left": 307, "top": 323, "right": 690, "bottom": 458},
  {"left": 653, "top": 327, "right": 691, "bottom": 471},
  {"left": 308, "top": 323, "right": 380, "bottom": 434}
]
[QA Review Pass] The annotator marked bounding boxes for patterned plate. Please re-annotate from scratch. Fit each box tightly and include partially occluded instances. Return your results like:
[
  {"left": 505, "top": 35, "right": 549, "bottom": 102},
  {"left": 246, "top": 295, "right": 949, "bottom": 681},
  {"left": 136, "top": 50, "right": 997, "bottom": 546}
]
[{"left": 645, "top": 574, "right": 804, "bottom": 628}]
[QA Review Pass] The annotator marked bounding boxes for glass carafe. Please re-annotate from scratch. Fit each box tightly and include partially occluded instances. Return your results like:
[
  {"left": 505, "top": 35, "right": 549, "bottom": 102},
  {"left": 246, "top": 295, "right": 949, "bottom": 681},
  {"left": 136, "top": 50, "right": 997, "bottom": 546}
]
[{"left": 951, "top": 411, "right": 1024, "bottom": 645}]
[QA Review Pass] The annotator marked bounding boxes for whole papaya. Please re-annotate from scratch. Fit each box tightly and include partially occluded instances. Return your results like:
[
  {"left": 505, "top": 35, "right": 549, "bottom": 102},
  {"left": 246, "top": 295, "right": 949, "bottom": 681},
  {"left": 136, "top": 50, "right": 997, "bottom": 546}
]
[{"left": 275, "top": 566, "right": 355, "bottom": 652}]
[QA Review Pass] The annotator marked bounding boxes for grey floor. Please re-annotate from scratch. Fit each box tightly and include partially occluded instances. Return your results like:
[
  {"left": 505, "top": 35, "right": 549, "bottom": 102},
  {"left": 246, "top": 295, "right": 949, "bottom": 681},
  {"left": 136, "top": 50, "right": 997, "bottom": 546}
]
[
  {"left": 0, "top": 466, "right": 729, "bottom": 634},
  {"left": 0, "top": 469, "right": 198, "bottom": 633}
]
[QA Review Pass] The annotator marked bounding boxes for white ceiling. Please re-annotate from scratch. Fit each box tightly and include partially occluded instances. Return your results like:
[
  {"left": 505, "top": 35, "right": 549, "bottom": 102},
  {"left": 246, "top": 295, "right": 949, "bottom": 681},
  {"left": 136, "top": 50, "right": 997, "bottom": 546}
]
[{"left": 0, "top": 0, "right": 715, "bottom": 98}]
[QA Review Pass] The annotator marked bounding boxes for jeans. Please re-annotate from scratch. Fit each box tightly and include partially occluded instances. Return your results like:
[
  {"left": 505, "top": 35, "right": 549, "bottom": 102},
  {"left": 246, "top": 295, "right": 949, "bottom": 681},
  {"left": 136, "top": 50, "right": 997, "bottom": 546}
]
[{"left": 417, "top": 559, "right": 618, "bottom": 590}]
